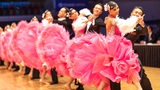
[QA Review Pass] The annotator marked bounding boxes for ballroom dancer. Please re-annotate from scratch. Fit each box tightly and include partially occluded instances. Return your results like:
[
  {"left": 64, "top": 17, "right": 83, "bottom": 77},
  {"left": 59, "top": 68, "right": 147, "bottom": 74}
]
[
  {"left": 97, "top": 1, "right": 142, "bottom": 90},
  {"left": 85, "top": 3, "right": 105, "bottom": 34},
  {"left": 64, "top": 8, "right": 91, "bottom": 90},
  {"left": 85, "top": 3, "right": 120, "bottom": 90},
  {"left": 77, "top": 3, "right": 105, "bottom": 90},
  {"left": 124, "top": 6, "right": 153, "bottom": 90},
  {"left": 24, "top": 16, "right": 40, "bottom": 80},
  {"left": 40, "top": 10, "right": 53, "bottom": 84}
]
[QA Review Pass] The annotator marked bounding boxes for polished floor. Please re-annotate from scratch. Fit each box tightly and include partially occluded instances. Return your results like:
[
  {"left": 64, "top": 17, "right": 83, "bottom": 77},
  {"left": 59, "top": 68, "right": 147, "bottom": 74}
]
[{"left": 0, "top": 66, "right": 159, "bottom": 90}]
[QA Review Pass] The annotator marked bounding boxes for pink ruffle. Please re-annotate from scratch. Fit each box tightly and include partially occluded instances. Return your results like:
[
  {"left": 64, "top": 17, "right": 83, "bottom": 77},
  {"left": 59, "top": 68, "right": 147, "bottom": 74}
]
[
  {"left": 65, "top": 33, "right": 110, "bottom": 86},
  {"left": 36, "top": 24, "right": 70, "bottom": 71},
  {"left": 0, "top": 31, "right": 14, "bottom": 62},
  {"left": 4, "top": 30, "right": 14, "bottom": 62},
  {"left": 11, "top": 21, "right": 28, "bottom": 64},
  {"left": 12, "top": 21, "right": 44, "bottom": 70},
  {"left": 0, "top": 34, "right": 5, "bottom": 60},
  {"left": 101, "top": 35, "right": 140, "bottom": 83},
  {"left": 65, "top": 33, "right": 141, "bottom": 87}
]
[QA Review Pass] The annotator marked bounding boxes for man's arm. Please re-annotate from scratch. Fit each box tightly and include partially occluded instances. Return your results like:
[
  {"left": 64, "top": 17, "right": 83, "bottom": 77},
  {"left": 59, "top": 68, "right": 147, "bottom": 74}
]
[
  {"left": 95, "top": 17, "right": 105, "bottom": 27},
  {"left": 135, "top": 24, "right": 148, "bottom": 35},
  {"left": 136, "top": 15, "right": 148, "bottom": 35}
]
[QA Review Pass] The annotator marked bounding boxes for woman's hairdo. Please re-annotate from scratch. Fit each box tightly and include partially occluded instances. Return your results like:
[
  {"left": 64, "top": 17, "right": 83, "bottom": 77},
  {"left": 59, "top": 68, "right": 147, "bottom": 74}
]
[
  {"left": 104, "top": 1, "right": 117, "bottom": 11},
  {"left": 42, "top": 10, "right": 51, "bottom": 18},
  {"left": 69, "top": 8, "right": 77, "bottom": 16},
  {"left": 63, "top": 7, "right": 69, "bottom": 13}
]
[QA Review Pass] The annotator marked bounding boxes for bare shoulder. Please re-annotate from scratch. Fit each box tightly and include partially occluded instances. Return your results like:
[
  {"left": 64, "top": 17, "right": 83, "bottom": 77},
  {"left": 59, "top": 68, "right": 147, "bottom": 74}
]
[{"left": 105, "top": 17, "right": 113, "bottom": 24}]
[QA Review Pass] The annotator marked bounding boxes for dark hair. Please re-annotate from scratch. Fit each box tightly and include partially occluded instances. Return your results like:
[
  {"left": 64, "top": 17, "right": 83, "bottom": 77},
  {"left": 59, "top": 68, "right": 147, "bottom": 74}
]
[
  {"left": 69, "top": 8, "right": 78, "bottom": 16},
  {"left": 42, "top": 10, "right": 51, "bottom": 18},
  {"left": 133, "top": 6, "right": 144, "bottom": 14},
  {"left": 107, "top": 1, "right": 118, "bottom": 10},
  {"left": 69, "top": 8, "right": 75, "bottom": 12},
  {"left": 95, "top": 3, "right": 103, "bottom": 10},
  {"left": 62, "top": 7, "right": 69, "bottom": 13}
]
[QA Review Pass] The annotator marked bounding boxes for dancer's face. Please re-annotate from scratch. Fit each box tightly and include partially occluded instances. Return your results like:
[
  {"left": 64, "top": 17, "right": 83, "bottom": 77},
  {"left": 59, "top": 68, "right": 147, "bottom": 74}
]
[
  {"left": 109, "top": 4, "right": 119, "bottom": 17},
  {"left": 45, "top": 11, "right": 52, "bottom": 19},
  {"left": 44, "top": 11, "right": 53, "bottom": 22},
  {"left": 58, "top": 8, "right": 67, "bottom": 18},
  {"left": 69, "top": 9, "right": 78, "bottom": 20},
  {"left": 131, "top": 8, "right": 143, "bottom": 17},
  {"left": 93, "top": 4, "right": 103, "bottom": 17}
]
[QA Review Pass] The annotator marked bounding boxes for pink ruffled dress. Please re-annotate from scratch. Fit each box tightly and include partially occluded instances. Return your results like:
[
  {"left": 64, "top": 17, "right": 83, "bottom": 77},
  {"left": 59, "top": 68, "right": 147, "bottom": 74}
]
[
  {"left": 12, "top": 21, "right": 44, "bottom": 70},
  {"left": 0, "top": 33, "right": 6, "bottom": 61},
  {"left": 102, "top": 26, "right": 140, "bottom": 83},
  {"left": 66, "top": 33, "right": 110, "bottom": 87},
  {"left": 9, "top": 29, "right": 22, "bottom": 64},
  {"left": 64, "top": 25, "right": 140, "bottom": 89},
  {"left": 0, "top": 30, "right": 14, "bottom": 62},
  {"left": 4, "top": 30, "right": 14, "bottom": 63},
  {"left": 36, "top": 24, "right": 70, "bottom": 72},
  {"left": 54, "top": 16, "right": 88, "bottom": 76}
]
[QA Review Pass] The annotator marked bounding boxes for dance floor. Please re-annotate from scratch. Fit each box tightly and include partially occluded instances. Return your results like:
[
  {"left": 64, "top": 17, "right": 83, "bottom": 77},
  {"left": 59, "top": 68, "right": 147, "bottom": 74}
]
[{"left": 0, "top": 66, "right": 159, "bottom": 90}]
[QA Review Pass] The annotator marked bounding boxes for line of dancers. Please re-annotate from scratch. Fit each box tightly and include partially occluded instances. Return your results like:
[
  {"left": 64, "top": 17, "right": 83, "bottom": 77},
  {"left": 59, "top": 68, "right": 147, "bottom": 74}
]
[{"left": 0, "top": 1, "right": 152, "bottom": 90}]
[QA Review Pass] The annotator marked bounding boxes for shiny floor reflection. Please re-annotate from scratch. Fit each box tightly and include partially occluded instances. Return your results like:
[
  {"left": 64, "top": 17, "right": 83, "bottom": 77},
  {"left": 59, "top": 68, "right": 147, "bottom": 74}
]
[{"left": 0, "top": 66, "right": 159, "bottom": 90}]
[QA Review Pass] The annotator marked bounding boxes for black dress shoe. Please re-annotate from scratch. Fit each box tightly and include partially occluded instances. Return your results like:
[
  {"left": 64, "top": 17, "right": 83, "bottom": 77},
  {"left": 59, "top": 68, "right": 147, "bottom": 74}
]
[
  {"left": 50, "top": 82, "right": 58, "bottom": 85},
  {"left": 13, "top": 67, "right": 20, "bottom": 72},
  {"left": 30, "top": 77, "right": 40, "bottom": 80},
  {"left": 0, "top": 61, "right": 4, "bottom": 66},
  {"left": 23, "top": 73, "right": 29, "bottom": 75},
  {"left": 0, "top": 64, "right": 4, "bottom": 66},
  {"left": 76, "top": 85, "right": 84, "bottom": 90}
]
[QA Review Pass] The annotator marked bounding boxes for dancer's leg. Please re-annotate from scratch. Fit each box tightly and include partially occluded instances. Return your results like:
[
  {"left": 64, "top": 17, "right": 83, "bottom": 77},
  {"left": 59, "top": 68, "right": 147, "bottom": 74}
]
[
  {"left": 40, "top": 65, "right": 47, "bottom": 83},
  {"left": 97, "top": 81, "right": 107, "bottom": 90},
  {"left": 132, "top": 75, "right": 142, "bottom": 90},
  {"left": 64, "top": 77, "right": 74, "bottom": 90}
]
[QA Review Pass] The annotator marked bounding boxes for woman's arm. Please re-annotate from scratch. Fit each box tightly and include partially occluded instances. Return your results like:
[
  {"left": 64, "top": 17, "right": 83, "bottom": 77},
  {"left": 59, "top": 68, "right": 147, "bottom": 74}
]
[{"left": 105, "top": 17, "right": 114, "bottom": 36}]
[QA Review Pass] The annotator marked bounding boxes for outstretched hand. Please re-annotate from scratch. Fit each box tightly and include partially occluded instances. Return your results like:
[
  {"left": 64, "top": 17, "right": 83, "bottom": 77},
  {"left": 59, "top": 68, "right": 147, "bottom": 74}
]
[{"left": 137, "top": 14, "right": 145, "bottom": 27}]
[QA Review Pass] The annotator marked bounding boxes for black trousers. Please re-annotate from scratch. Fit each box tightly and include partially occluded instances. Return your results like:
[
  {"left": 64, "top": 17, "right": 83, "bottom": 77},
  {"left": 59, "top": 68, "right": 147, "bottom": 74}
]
[
  {"left": 110, "top": 81, "right": 120, "bottom": 90},
  {"left": 139, "top": 67, "right": 152, "bottom": 90},
  {"left": 50, "top": 68, "right": 58, "bottom": 83},
  {"left": 74, "top": 79, "right": 84, "bottom": 90},
  {"left": 12, "top": 62, "right": 19, "bottom": 71},
  {"left": 0, "top": 60, "right": 4, "bottom": 66},
  {"left": 24, "top": 66, "right": 31, "bottom": 75},
  {"left": 32, "top": 68, "right": 40, "bottom": 79},
  {"left": 24, "top": 67, "right": 40, "bottom": 79}
]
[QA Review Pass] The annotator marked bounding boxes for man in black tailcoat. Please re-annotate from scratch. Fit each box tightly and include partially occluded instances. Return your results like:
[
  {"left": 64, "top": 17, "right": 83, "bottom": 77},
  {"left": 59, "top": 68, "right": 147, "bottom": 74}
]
[
  {"left": 124, "top": 6, "right": 152, "bottom": 90},
  {"left": 85, "top": 3, "right": 105, "bottom": 34}
]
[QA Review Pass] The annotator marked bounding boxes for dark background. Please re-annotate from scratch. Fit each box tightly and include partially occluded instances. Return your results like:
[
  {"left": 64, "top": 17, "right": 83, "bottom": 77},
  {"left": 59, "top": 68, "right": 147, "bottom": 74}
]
[{"left": 0, "top": 0, "right": 160, "bottom": 31}]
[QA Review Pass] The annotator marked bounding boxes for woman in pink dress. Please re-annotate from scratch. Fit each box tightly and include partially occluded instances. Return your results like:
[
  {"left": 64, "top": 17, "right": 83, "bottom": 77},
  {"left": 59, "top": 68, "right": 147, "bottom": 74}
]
[
  {"left": 1, "top": 25, "right": 14, "bottom": 70},
  {"left": 12, "top": 20, "right": 45, "bottom": 75},
  {"left": 98, "top": 1, "right": 142, "bottom": 90},
  {"left": 63, "top": 8, "right": 91, "bottom": 90},
  {"left": 36, "top": 23, "right": 70, "bottom": 84},
  {"left": 39, "top": 10, "right": 54, "bottom": 84},
  {"left": 5, "top": 24, "right": 15, "bottom": 71},
  {"left": 0, "top": 27, "right": 4, "bottom": 66},
  {"left": 65, "top": 1, "right": 142, "bottom": 90},
  {"left": 41, "top": 10, "right": 53, "bottom": 26}
]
